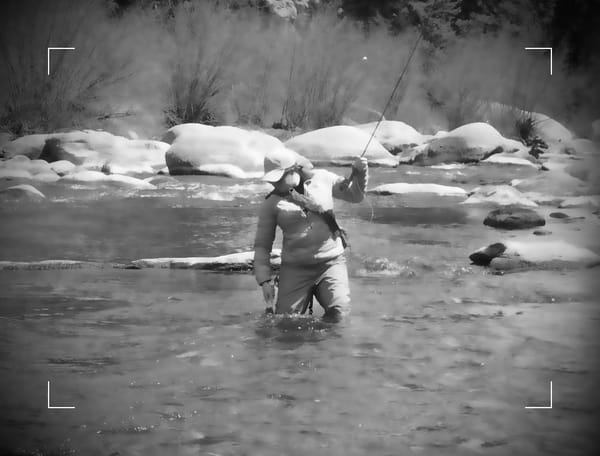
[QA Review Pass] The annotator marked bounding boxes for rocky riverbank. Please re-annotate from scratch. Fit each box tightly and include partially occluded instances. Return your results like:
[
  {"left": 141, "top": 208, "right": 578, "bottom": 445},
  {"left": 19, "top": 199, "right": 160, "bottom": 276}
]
[{"left": 1, "top": 115, "right": 599, "bottom": 273}]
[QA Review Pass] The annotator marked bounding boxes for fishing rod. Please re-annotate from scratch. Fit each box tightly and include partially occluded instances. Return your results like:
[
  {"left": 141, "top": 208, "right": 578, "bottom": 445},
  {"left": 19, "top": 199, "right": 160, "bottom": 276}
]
[{"left": 341, "top": 32, "right": 423, "bottom": 189}]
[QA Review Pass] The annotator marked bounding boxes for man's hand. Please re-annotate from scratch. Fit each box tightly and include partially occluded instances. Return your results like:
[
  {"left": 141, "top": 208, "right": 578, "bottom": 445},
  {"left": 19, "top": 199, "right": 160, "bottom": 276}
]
[
  {"left": 261, "top": 279, "right": 275, "bottom": 307},
  {"left": 352, "top": 156, "right": 368, "bottom": 174}
]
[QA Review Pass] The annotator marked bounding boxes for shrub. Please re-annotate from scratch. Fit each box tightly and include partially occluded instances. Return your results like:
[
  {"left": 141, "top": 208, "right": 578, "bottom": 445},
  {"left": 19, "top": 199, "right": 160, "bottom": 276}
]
[
  {"left": 0, "top": 0, "right": 137, "bottom": 135},
  {"left": 279, "top": 14, "right": 368, "bottom": 130}
]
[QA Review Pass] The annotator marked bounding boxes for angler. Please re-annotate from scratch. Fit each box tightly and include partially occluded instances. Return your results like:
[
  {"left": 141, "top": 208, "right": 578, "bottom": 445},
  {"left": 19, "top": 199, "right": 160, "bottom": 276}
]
[{"left": 253, "top": 151, "right": 368, "bottom": 321}]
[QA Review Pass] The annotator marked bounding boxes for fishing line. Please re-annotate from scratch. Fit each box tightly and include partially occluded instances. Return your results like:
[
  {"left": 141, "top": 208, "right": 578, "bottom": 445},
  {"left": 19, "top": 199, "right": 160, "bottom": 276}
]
[{"left": 345, "top": 32, "right": 423, "bottom": 224}]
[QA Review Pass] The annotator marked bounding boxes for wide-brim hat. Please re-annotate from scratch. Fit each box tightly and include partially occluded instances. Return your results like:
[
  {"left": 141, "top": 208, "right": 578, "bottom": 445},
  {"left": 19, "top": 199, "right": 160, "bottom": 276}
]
[{"left": 262, "top": 149, "right": 312, "bottom": 182}]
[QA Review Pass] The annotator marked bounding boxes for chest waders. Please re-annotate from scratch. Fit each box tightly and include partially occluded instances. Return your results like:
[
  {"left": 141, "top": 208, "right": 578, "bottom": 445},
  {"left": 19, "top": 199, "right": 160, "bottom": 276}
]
[{"left": 266, "top": 183, "right": 349, "bottom": 315}]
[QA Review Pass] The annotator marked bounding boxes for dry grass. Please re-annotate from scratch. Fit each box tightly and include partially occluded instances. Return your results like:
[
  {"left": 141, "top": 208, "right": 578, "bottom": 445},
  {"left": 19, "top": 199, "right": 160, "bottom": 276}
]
[{"left": 0, "top": 1, "right": 597, "bottom": 138}]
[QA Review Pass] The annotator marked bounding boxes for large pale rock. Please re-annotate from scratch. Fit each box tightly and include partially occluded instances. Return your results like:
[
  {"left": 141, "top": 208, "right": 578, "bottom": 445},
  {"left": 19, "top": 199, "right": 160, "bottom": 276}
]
[
  {"left": 32, "top": 172, "right": 60, "bottom": 183},
  {"left": 166, "top": 126, "right": 287, "bottom": 177},
  {"left": 60, "top": 171, "right": 157, "bottom": 189},
  {"left": 0, "top": 168, "right": 32, "bottom": 180},
  {"left": 355, "top": 121, "right": 425, "bottom": 155},
  {"left": 483, "top": 207, "right": 545, "bottom": 230},
  {"left": 1, "top": 134, "right": 48, "bottom": 159},
  {"left": 41, "top": 132, "right": 168, "bottom": 175},
  {"left": 463, "top": 186, "right": 538, "bottom": 207},
  {"left": 161, "top": 123, "right": 214, "bottom": 145},
  {"left": 558, "top": 195, "right": 600, "bottom": 208},
  {"left": 0, "top": 156, "right": 55, "bottom": 179},
  {"left": 469, "top": 240, "right": 600, "bottom": 270},
  {"left": 49, "top": 160, "right": 76, "bottom": 176},
  {"left": 0, "top": 184, "right": 45, "bottom": 201},
  {"left": 101, "top": 139, "right": 169, "bottom": 175},
  {"left": 285, "top": 126, "right": 397, "bottom": 167},
  {"left": 368, "top": 183, "right": 467, "bottom": 197},
  {"left": 131, "top": 249, "right": 282, "bottom": 271},
  {"left": 481, "top": 153, "right": 537, "bottom": 167},
  {"left": 397, "top": 122, "right": 527, "bottom": 165}
]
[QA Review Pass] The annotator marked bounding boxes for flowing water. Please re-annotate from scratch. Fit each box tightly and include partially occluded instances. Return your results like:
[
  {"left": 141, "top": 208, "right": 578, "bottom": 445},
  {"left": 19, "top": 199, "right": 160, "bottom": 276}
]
[{"left": 1, "top": 165, "right": 599, "bottom": 455}]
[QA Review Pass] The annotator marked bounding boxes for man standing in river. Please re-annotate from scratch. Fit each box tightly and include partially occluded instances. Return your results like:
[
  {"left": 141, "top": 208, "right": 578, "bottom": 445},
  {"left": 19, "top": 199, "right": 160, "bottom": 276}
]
[{"left": 253, "top": 150, "right": 368, "bottom": 321}]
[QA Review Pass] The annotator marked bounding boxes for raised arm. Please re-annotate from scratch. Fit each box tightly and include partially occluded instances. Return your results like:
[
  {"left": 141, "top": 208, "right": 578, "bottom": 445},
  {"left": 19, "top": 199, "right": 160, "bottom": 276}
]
[
  {"left": 332, "top": 157, "right": 368, "bottom": 203},
  {"left": 253, "top": 198, "right": 277, "bottom": 285}
]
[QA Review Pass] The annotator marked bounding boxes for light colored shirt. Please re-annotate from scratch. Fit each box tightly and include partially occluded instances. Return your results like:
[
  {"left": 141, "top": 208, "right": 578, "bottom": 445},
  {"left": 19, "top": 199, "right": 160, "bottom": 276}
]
[{"left": 253, "top": 168, "right": 366, "bottom": 284}]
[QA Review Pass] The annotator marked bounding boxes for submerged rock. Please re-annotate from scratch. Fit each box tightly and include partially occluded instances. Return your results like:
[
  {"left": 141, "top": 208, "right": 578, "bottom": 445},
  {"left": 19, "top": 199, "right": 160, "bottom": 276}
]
[
  {"left": 463, "top": 186, "right": 537, "bottom": 207},
  {"left": 469, "top": 240, "right": 600, "bottom": 270},
  {"left": 368, "top": 182, "right": 467, "bottom": 197},
  {"left": 60, "top": 171, "right": 157, "bottom": 189},
  {"left": 481, "top": 153, "right": 537, "bottom": 167},
  {"left": 131, "top": 250, "right": 282, "bottom": 271},
  {"left": 483, "top": 207, "right": 545, "bottom": 230},
  {"left": 0, "top": 184, "right": 45, "bottom": 201},
  {"left": 285, "top": 126, "right": 397, "bottom": 167}
]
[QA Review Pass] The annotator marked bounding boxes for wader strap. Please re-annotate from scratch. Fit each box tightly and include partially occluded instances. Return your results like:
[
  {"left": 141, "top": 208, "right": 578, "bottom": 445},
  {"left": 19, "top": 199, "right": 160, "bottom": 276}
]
[{"left": 266, "top": 188, "right": 349, "bottom": 249}]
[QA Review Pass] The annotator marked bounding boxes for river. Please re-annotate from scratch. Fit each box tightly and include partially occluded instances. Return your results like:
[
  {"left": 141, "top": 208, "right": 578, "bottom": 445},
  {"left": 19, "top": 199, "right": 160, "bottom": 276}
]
[{"left": 1, "top": 164, "right": 599, "bottom": 455}]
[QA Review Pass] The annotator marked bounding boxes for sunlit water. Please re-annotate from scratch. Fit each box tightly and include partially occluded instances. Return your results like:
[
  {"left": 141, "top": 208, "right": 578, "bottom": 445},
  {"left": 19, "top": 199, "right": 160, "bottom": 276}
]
[{"left": 1, "top": 165, "right": 599, "bottom": 455}]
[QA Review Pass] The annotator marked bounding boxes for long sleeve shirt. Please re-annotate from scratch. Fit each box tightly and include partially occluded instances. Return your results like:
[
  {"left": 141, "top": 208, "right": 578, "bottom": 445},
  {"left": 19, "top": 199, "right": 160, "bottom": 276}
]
[{"left": 253, "top": 168, "right": 367, "bottom": 285}]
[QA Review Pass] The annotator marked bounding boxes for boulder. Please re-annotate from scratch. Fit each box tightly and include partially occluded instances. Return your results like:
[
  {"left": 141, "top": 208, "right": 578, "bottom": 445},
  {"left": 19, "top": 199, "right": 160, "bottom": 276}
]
[
  {"left": 0, "top": 168, "right": 32, "bottom": 180},
  {"left": 165, "top": 126, "right": 287, "bottom": 177},
  {"left": 469, "top": 240, "right": 600, "bottom": 270},
  {"left": 130, "top": 249, "right": 282, "bottom": 271},
  {"left": 368, "top": 182, "right": 467, "bottom": 197},
  {"left": 49, "top": 160, "right": 76, "bottom": 176},
  {"left": 285, "top": 126, "right": 397, "bottom": 167},
  {"left": 60, "top": 171, "right": 157, "bottom": 189},
  {"left": 41, "top": 132, "right": 168, "bottom": 175},
  {"left": 101, "top": 139, "right": 169, "bottom": 175},
  {"left": 0, "top": 184, "right": 45, "bottom": 201},
  {"left": 0, "top": 156, "right": 54, "bottom": 177},
  {"left": 354, "top": 121, "right": 425, "bottom": 155},
  {"left": 481, "top": 153, "right": 537, "bottom": 167},
  {"left": 483, "top": 207, "right": 545, "bottom": 230},
  {"left": 1, "top": 134, "right": 48, "bottom": 159},
  {"left": 533, "top": 229, "right": 551, "bottom": 236},
  {"left": 32, "top": 172, "right": 60, "bottom": 183},
  {"left": 161, "top": 123, "right": 214, "bottom": 145},
  {"left": 558, "top": 195, "right": 600, "bottom": 208},
  {"left": 397, "top": 122, "right": 527, "bottom": 165},
  {"left": 462, "top": 186, "right": 538, "bottom": 207}
]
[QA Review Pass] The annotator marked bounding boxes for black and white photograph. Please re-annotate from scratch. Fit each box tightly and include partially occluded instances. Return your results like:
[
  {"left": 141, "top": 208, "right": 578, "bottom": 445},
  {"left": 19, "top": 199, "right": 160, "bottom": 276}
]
[{"left": 0, "top": 0, "right": 599, "bottom": 454}]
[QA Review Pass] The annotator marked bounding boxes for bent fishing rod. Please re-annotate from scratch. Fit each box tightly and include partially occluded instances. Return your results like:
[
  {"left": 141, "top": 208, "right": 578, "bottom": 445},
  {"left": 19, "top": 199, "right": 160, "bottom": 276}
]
[{"left": 341, "top": 32, "right": 423, "bottom": 189}]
